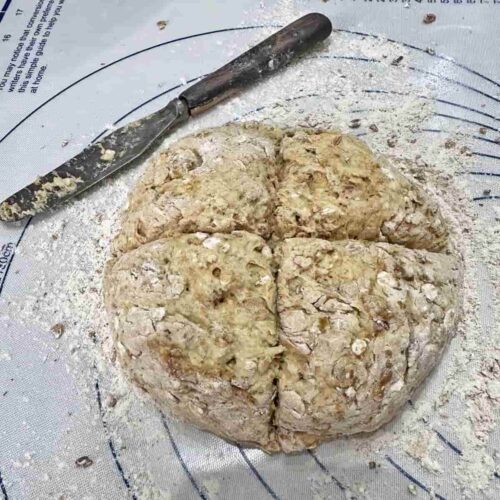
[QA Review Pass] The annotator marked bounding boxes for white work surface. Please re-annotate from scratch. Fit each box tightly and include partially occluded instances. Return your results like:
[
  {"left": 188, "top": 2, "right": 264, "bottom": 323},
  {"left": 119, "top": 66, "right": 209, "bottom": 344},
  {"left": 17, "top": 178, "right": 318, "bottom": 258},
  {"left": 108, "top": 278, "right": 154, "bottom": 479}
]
[{"left": 0, "top": 1, "right": 499, "bottom": 499}]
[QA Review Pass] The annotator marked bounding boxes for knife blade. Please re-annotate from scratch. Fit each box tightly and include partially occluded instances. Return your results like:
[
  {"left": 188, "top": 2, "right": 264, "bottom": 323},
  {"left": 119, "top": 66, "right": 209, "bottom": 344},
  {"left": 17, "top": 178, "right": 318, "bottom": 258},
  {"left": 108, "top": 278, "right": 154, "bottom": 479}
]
[{"left": 0, "top": 13, "right": 332, "bottom": 222}]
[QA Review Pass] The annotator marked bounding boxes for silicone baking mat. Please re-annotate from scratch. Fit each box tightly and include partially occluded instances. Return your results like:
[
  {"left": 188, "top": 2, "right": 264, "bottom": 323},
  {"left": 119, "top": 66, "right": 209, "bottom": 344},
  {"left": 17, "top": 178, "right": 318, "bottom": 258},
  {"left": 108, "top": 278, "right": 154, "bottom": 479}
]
[{"left": 0, "top": 1, "right": 499, "bottom": 498}]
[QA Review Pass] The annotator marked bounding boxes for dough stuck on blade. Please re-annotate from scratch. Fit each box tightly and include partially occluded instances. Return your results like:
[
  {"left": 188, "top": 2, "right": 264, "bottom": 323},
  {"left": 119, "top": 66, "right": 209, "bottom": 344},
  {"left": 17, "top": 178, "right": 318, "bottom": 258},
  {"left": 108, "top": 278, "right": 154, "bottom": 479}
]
[{"left": 104, "top": 122, "right": 461, "bottom": 453}]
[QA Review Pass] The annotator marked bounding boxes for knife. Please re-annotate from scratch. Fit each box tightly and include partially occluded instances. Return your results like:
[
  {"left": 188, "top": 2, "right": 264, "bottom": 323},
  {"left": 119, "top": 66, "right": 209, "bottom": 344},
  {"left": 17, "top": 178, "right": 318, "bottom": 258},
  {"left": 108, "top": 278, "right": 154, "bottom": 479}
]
[{"left": 0, "top": 13, "right": 332, "bottom": 222}]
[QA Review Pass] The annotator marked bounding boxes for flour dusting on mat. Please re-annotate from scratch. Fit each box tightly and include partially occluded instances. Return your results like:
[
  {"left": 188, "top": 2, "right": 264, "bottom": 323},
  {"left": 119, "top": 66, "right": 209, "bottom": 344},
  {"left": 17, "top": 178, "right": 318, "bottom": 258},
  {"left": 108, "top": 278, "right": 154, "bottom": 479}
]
[{"left": 1, "top": 1, "right": 499, "bottom": 498}]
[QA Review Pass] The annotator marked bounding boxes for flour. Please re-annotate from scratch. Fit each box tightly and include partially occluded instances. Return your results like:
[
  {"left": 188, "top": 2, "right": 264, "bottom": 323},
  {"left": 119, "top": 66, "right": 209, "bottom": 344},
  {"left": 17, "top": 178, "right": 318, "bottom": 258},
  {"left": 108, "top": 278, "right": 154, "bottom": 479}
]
[
  {"left": 1, "top": 0, "right": 499, "bottom": 498},
  {"left": 0, "top": 349, "right": 11, "bottom": 361},
  {"left": 203, "top": 478, "right": 221, "bottom": 498},
  {"left": 404, "top": 429, "right": 444, "bottom": 474}
]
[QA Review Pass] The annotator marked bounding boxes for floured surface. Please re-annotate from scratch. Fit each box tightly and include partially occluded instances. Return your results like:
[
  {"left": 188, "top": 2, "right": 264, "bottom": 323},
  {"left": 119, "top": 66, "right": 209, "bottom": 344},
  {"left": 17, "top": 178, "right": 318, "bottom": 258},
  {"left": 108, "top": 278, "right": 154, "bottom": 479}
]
[{"left": 0, "top": 0, "right": 499, "bottom": 499}]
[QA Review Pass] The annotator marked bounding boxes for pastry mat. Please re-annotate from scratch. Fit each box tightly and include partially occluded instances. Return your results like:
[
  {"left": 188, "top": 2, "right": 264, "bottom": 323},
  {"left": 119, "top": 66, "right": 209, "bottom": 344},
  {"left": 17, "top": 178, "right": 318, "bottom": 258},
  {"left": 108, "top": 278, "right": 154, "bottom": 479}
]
[{"left": 0, "top": 1, "right": 499, "bottom": 499}]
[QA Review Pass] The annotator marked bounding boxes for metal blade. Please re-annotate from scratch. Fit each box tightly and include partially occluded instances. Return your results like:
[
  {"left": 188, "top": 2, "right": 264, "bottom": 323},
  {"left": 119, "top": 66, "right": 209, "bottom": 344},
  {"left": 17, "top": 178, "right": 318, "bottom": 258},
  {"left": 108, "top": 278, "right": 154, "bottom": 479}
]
[{"left": 0, "top": 98, "right": 189, "bottom": 222}]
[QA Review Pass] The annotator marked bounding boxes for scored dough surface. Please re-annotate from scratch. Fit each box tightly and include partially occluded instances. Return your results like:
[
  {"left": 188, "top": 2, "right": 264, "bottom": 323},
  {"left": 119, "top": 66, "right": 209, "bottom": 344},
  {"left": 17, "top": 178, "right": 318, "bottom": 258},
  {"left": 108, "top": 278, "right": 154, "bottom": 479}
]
[{"left": 104, "top": 123, "right": 460, "bottom": 453}]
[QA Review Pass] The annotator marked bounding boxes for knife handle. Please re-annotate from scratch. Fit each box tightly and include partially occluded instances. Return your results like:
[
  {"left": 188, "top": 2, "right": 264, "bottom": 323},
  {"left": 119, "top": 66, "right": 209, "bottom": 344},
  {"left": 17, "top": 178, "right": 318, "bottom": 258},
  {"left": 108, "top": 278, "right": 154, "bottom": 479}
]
[{"left": 179, "top": 13, "right": 332, "bottom": 115}]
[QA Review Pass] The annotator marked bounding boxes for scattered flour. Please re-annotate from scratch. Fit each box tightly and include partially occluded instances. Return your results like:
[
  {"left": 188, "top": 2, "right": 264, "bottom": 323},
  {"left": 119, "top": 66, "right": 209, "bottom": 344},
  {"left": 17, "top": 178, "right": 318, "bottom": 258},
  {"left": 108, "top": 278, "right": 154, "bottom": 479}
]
[
  {"left": 404, "top": 429, "right": 444, "bottom": 475},
  {"left": 203, "top": 478, "right": 221, "bottom": 499},
  {"left": 0, "top": 349, "right": 11, "bottom": 361}
]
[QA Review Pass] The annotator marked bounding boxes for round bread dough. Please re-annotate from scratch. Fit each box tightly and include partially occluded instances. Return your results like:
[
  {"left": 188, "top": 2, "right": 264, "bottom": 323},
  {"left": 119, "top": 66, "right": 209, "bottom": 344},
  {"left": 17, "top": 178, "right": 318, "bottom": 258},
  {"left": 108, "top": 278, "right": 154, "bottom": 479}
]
[{"left": 104, "top": 123, "right": 461, "bottom": 453}]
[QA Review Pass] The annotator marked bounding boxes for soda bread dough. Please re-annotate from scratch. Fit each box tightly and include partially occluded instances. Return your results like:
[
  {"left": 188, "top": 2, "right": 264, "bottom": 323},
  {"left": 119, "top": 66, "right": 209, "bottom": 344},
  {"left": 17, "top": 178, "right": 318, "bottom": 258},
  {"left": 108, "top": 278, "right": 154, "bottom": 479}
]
[{"left": 104, "top": 123, "right": 461, "bottom": 453}]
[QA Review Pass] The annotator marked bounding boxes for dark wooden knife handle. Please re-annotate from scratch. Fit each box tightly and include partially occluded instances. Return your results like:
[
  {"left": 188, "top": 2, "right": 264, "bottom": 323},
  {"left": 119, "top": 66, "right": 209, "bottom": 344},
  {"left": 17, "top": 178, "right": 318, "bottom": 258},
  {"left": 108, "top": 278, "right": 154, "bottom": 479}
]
[{"left": 179, "top": 13, "right": 332, "bottom": 115}]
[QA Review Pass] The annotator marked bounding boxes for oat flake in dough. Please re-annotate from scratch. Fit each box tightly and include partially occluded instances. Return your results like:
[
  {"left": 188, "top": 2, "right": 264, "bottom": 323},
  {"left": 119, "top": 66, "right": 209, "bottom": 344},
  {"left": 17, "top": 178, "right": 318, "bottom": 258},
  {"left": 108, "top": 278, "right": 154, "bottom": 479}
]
[{"left": 104, "top": 122, "right": 461, "bottom": 453}]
